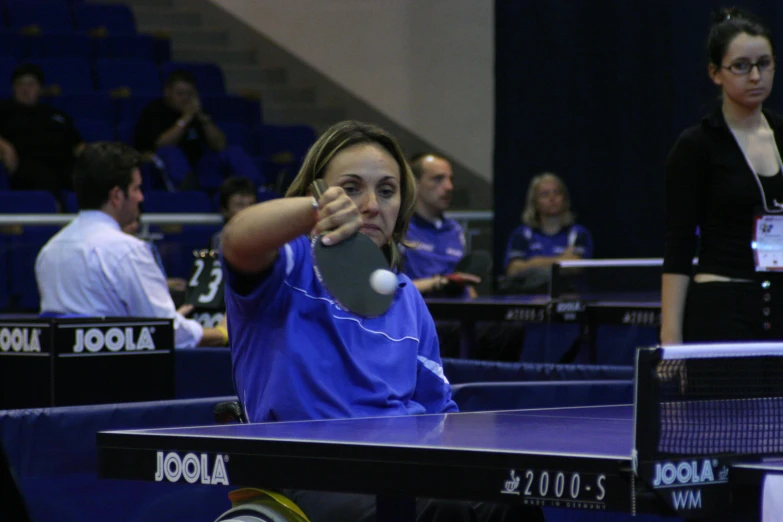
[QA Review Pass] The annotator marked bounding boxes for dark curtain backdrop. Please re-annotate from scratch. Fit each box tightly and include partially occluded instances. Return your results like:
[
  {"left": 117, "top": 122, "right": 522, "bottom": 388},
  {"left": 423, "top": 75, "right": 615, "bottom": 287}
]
[{"left": 494, "top": 0, "right": 783, "bottom": 270}]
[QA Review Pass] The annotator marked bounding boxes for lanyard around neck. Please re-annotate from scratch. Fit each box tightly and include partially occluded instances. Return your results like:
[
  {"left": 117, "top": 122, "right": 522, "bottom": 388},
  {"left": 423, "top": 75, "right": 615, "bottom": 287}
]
[{"left": 727, "top": 114, "right": 783, "bottom": 214}]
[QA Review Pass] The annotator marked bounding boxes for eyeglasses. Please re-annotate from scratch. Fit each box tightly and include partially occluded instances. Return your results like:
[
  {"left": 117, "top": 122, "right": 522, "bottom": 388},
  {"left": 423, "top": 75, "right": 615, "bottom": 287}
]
[{"left": 722, "top": 57, "right": 775, "bottom": 75}]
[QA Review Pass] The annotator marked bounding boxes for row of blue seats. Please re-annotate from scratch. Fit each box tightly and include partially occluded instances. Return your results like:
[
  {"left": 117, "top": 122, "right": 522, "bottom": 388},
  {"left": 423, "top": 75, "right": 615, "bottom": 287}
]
[
  {"left": 67, "top": 118, "right": 260, "bottom": 156},
  {"left": 0, "top": 31, "right": 170, "bottom": 63},
  {"left": 0, "top": 2, "right": 136, "bottom": 35},
  {"left": 56, "top": 120, "right": 312, "bottom": 167},
  {"left": 21, "top": 92, "right": 261, "bottom": 129},
  {"left": 0, "top": 118, "right": 315, "bottom": 183},
  {"left": 0, "top": 57, "right": 226, "bottom": 96}
]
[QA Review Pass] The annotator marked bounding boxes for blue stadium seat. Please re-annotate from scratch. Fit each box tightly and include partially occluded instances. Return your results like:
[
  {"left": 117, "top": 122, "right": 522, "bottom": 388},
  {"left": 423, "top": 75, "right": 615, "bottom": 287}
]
[
  {"left": 94, "top": 34, "right": 155, "bottom": 62},
  {"left": 143, "top": 190, "right": 212, "bottom": 214},
  {"left": 256, "top": 186, "right": 281, "bottom": 203},
  {"left": 115, "top": 119, "right": 135, "bottom": 145},
  {"left": 216, "top": 121, "right": 251, "bottom": 151},
  {"left": 114, "top": 93, "right": 156, "bottom": 128},
  {"left": 0, "top": 190, "right": 57, "bottom": 213},
  {"left": 95, "top": 59, "right": 160, "bottom": 95},
  {"left": 74, "top": 118, "right": 114, "bottom": 142},
  {"left": 29, "top": 57, "right": 93, "bottom": 94},
  {"left": 27, "top": 32, "right": 91, "bottom": 59},
  {"left": 49, "top": 93, "right": 114, "bottom": 124},
  {"left": 0, "top": 57, "right": 16, "bottom": 97},
  {"left": 142, "top": 191, "right": 218, "bottom": 278},
  {"left": 0, "top": 31, "right": 25, "bottom": 59},
  {"left": 161, "top": 61, "right": 225, "bottom": 96},
  {"left": 0, "top": 245, "right": 8, "bottom": 309},
  {"left": 62, "top": 190, "right": 79, "bottom": 213},
  {"left": 72, "top": 3, "right": 136, "bottom": 35},
  {"left": 203, "top": 94, "right": 262, "bottom": 128},
  {"left": 152, "top": 35, "right": 171, "bottom": 64},
  {"left": 0, "top": 190, "right": 60, "bottom": 311},
  {"left": 5, "top": 3, "right": 73, "bottom": 33},
  {"left": 254, "top": 124, "right": 317, "bottom": 161}
]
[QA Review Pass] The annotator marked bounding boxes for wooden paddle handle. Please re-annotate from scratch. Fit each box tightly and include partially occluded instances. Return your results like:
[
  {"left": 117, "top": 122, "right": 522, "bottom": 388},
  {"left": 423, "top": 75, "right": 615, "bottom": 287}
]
[{"left": 311, "top": 179, "right": 328, "bottom": 201}]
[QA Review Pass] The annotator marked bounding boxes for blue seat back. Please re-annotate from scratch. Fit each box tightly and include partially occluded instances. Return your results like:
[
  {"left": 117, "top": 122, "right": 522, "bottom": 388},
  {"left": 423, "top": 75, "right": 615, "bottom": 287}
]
[
  {"left": 72, "top": 3, "right": 136, "bottom": 34},
  {"left": 27, "top": 32, "right": 91, "bottom": 59},
  {"left": 161, "top": 61, "right": 225, "bottom": 96},
  {"left": 95, "top": 59, "right": 161, "bottom": 95},
  {"left": 30, "top": 57, "right": 93, "bottom": 94}
]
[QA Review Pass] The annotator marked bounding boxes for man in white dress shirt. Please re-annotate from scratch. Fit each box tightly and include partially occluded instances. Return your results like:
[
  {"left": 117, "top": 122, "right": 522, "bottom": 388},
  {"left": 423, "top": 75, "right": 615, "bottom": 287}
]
[{"left": 35, "top": 142, "right": 227, "bottom": 349}]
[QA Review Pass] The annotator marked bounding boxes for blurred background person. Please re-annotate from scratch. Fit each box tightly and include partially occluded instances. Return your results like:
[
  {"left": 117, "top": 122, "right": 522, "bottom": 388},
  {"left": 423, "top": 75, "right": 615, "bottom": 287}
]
[
  {"left": 403, "top": 153, "right": 481, "bottom": 297},
  {"left": 134, "top": 69, "right": 260, "bottom": 191},
  {"left": 211, "top": 176, "right": 257, "bottom": 250},
  {"left": 502, "top": 172, "right": 593, "bottom": 294},
  {"left": 0, "top": 64, "right": 84, "bottom": 202},
  {"left": 35, "top": 142, "right": 226, "bottom": 348}
]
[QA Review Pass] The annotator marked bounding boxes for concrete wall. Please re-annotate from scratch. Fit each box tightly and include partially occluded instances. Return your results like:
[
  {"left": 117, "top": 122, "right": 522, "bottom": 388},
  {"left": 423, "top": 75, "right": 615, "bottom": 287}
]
[{"left": 208, "top": 0, "right": 494, "bottom": 185}]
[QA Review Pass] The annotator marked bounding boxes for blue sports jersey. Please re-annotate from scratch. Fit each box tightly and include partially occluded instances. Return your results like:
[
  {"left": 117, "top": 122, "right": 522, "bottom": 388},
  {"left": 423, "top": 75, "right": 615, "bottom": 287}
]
[
  {"left": 223, "top": 235, "right": 457, "bottom": 423},
  {"left": 504, "top": 224, "right": 593, "bottom": 270},
  {"left": 402, "top": 213, "right": 465, "bottom": 279}
]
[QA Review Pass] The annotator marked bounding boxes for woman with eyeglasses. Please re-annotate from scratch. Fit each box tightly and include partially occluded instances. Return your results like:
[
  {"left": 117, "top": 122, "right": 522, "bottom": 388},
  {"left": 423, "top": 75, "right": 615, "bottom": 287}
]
[{"left": 661, "top": 7, "right": 783, "bottom": 344}]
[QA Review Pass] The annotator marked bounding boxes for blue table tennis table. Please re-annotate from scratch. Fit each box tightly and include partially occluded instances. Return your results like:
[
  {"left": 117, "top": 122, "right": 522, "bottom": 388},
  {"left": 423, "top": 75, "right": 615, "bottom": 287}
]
[
  {"left": 97, "top": 403, "right": 776, "bottom": 521},
  {"left": 426, "top": 293, "right": 661, "bottom": 362}
]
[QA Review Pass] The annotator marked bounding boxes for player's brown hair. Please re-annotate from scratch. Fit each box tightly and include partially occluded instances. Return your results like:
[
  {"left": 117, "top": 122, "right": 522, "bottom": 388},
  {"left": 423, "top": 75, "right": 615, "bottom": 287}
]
[{"left": 286, "top": 120, "right": 416, "bottom": 270}]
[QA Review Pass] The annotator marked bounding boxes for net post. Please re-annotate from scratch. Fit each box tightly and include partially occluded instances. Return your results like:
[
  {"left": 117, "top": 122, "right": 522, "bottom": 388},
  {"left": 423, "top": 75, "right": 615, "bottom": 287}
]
[{"left": 633, "top": 346, "right": 663, "bottom": 462}]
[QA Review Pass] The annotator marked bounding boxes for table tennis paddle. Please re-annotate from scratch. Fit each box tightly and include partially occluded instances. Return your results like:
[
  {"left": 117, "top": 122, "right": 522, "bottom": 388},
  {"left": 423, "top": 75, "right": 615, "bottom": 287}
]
[
  {"left": 310, "top": 179, "right": 395, "bottom": 317},
  {"left": 438, "top": 252, "right": 492, "bottom": 297}
]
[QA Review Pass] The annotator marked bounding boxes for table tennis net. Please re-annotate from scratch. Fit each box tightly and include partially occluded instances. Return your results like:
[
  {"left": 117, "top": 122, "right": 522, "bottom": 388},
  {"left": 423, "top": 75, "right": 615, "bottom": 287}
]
[{"left": 636, "top": 345, "right": 783, "bottom": 458}]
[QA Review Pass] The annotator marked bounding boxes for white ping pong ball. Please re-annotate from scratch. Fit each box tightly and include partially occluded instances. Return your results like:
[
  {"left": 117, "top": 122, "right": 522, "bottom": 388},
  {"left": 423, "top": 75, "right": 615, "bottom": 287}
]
[{"left": 370, "top": 269, "right": 397, "bottom": 295}]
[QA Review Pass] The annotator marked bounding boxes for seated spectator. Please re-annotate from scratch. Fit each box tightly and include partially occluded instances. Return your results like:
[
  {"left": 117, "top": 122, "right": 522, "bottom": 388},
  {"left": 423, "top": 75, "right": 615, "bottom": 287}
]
[
  {"left": 403, "top": 153, "right": 523, "bottom": 361},
  {"left": 0, "top": 64, "right": 84, "bottom": 200},
  {"left": 134, "top": 69, "right": 259, "bottom": 190},
  {"left": 402, "top": 153, "right": 481, "bottom": 297},
  {"left": 502, "top": 172, "right": 593, "bottom": 294},
  {"left": 35, "top": 142, "right": 227, "bottom": 349},
  {"left": 210, "top": 176, "right": 257, "bottom": 250}
]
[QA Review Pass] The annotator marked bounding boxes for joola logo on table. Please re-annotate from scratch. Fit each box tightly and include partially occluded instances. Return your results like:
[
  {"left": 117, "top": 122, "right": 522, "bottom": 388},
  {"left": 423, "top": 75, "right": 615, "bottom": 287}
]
[
  {"left": 555, "top": 302, "right": 585, "bottom": 313},
  {"left": 652, "top": 459, "right": 723, "bottom": 487},
  {"left": 0, "top": 328, "right": 42, "bottom": 352},
  {"left": 155, "top": 452, "right": 229, "bottom": 485},
  {"left": 72, "top": 327, "right": 156, "bottom": 353}
]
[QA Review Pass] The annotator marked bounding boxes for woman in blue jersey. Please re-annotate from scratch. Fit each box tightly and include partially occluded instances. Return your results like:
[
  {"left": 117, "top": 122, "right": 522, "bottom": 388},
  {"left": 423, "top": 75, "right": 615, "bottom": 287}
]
[
  {"left": 502, "top": 172, "right": 593, "bottom": 293},
  {"left": 221, "top": 121, "right": 544, "bottom": 522}
]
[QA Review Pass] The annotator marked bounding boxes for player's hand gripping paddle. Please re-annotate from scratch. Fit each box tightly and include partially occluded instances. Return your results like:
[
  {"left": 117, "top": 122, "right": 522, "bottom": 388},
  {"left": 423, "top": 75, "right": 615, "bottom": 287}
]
[{"left": 310, "top": 179, "right": 395, "bottom": 316}]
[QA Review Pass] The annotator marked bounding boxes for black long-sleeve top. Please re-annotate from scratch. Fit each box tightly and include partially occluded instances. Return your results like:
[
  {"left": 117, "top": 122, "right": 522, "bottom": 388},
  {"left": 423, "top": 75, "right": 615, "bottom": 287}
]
[{"left": 664, "top": 104, "right": 783, "bottom": 279}]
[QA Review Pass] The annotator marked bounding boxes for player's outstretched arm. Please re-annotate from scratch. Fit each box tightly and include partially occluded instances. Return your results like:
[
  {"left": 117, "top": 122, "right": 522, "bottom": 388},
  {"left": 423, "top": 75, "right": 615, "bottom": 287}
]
[
  {"left": 222, "top": 187, "right": 361, "bottom": 274},
  {"left": 222, "top": 197, "right": 318, "bottom": 274}
]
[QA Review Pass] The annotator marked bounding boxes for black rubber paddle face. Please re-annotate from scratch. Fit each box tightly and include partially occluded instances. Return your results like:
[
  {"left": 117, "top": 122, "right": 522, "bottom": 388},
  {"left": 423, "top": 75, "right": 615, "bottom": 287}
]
[
  {"left": 455, "top": 251, "right": 492, "bottom": 279},
  {"left": 310, "top": 179, "right": 395, "bottom": 316},
  {"left": 312, "top": 234, "right": 394, "bottom": 316}
]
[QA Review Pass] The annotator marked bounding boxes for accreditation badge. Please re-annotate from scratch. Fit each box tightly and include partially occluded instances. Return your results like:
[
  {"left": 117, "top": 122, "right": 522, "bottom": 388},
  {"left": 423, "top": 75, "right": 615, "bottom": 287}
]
[{"left": 753, "top": 214, "right": 783, "bottom": 271}]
